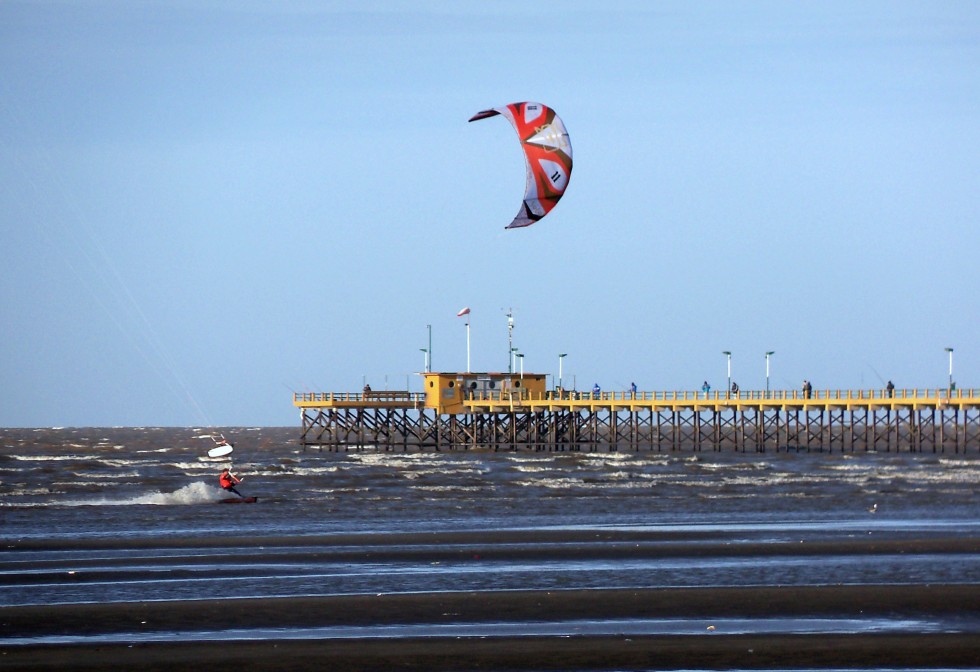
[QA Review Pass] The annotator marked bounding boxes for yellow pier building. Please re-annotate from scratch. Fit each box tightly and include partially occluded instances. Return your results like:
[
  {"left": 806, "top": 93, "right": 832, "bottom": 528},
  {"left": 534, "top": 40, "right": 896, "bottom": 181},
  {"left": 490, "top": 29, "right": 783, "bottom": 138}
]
[{"left": 293, "top": 376, "right": 980, "bottom": 453}]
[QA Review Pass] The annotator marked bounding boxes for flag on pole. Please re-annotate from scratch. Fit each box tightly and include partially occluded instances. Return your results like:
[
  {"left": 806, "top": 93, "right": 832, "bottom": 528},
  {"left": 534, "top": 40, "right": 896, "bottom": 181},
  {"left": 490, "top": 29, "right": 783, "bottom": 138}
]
[{"left": 456, "top": 307, "right": 471, "bottom": 317}]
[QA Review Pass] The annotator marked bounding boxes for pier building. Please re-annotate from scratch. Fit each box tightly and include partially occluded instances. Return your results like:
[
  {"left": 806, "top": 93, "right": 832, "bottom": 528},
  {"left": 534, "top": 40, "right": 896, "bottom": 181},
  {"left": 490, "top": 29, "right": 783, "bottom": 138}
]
[{"left": 294, "top": 373, "right": 980, "bottom": 453}]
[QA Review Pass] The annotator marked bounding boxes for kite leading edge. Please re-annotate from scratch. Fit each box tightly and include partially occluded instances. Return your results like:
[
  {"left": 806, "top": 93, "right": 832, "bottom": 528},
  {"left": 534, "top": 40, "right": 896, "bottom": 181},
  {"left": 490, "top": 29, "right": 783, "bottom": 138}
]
[{"left": 469, "top": 102, "right": 572, "bottom": 229}]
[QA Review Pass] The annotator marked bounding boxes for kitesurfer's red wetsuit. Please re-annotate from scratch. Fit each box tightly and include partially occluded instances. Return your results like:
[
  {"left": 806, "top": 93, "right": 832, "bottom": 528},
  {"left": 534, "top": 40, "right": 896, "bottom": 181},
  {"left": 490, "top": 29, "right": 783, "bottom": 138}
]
[{"left": 219, "top": 470, "right": 243, "bottom": 497}]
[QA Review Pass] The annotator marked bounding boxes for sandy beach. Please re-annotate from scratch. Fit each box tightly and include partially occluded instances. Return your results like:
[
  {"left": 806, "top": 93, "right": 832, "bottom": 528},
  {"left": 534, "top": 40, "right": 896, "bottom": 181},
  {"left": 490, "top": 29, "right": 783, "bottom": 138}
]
[{"left": 3, "top": 584, "right": 979, "bottom": 670}]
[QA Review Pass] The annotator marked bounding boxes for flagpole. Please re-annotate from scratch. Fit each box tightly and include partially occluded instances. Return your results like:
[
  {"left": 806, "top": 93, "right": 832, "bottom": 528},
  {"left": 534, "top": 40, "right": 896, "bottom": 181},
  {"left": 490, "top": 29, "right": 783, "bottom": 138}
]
[{"left": 457, "top": 307, "right": 472, "bottom": 373}]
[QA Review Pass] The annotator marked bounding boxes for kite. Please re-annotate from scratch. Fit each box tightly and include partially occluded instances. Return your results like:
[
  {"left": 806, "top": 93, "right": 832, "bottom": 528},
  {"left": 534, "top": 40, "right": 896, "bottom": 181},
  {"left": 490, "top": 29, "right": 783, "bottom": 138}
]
[{"left": 469, "top": 102, "right": 572, "bottom": 229}]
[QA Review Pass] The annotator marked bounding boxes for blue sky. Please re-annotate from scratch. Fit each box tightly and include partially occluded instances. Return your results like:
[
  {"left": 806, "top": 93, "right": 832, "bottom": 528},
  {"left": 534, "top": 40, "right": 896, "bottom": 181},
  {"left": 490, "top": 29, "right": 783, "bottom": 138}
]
[{"left": 1, "top": 1, "right": 978, "bottom": 427}]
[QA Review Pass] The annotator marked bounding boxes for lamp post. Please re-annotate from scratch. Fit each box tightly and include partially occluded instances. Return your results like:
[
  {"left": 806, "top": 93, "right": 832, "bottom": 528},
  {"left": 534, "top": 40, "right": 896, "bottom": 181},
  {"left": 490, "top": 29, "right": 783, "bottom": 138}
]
[
  {"left": 465, "top": 319, "right": 471, "bottom": 373},
  {"left": 558, "top": 353, "right": 567, "bottom": 390},
  {"left": 516, "top": 353, "right": 524, "bottom": 379},
  {"left": 945, "top": 347, "right": 954, "bottom": 393},
  {"left": 427, "top": 324, "right": 432, "bottom": 373},
  {"left": 722, "top": 351, "right": 731, "bottom": 397},
  {"left": 420, "top": 348, "right": 429, "bottom": 374},
  {"left": 765, "top": 351, "right": 775, "bottom": 398}
]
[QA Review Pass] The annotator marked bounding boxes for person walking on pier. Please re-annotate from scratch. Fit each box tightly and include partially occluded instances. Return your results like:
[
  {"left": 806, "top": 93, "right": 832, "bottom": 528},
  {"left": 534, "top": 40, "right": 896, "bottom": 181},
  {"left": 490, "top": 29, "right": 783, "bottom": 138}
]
[
  {"left": 592, "top": 382, "right": 601, "bottom": 398},
  {"left": 702, "top": 381, "right": 711, "bottom": 398},
  {"left": 886, "top": 380, "right": 895, "bottom": 397}
]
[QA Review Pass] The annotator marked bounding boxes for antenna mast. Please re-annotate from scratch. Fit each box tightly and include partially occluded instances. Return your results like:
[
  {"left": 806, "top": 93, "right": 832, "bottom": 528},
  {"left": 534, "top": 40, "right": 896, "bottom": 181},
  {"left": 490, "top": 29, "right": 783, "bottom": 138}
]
[{"left": 506, "top": 308, "right": 514, "bottom": 373}]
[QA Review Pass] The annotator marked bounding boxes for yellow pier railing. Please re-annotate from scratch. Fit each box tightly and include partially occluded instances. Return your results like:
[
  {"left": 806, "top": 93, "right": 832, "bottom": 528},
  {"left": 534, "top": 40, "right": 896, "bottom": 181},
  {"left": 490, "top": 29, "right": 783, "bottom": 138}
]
[
  {"left": 467, "top": 388, "right": 980, "bottom": 412},
  {"left": 294, "top": 386, "right": 980, "bottom": 452},
  {"left": 294, "top": 391, "right": 425, "bottom": 406},
  {"left": 294, "top": 388, "right": 980, "bottom": 412}
]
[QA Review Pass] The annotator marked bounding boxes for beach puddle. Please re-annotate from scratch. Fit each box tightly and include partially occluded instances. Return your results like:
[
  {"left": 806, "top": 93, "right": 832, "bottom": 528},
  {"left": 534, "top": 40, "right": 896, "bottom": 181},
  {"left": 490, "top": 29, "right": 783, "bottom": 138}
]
[{"left": 3, "top": 615, "right": 974, "bottom": 647}]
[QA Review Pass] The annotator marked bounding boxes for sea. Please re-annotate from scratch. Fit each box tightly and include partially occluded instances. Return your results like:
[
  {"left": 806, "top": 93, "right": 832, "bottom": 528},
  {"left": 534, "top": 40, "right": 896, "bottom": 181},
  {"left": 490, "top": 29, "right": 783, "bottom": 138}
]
[{"left": 2, "top": 426, "right": 979, "bottom": 655}]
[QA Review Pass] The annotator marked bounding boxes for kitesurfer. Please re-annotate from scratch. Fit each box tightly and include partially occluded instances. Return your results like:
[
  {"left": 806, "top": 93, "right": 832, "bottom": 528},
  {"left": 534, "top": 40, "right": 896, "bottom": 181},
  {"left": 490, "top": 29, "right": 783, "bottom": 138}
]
[{"left": 219, "top": 468, "right": 244, "bottom": 497}]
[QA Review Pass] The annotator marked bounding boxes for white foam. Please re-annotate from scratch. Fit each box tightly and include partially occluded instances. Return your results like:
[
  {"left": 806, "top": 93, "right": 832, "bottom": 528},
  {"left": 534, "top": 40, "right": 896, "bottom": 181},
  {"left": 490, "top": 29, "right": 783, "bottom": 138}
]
[
  {"left": 512, "top": 464, "right": 558, "bottom": 473},
  {"left": 290, "top": 465, "right": 342, "bottom": 476},
  {"left": 414, "top": 485, "right": 489, "bottom": 492},
  {"left": 61, "top": 482, "right": 223, "bottom": 506},
  {"left": 350, "top": 454, "right": 449, "bottom": 468},
  {"left": 12, "top": 454, "right": 85, "bottom": 462}
]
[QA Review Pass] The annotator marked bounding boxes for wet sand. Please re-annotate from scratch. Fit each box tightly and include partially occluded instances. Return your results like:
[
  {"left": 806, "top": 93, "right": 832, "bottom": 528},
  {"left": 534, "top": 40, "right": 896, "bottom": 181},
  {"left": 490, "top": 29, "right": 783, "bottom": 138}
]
[
  {"left": 3, "top": 584, "right": 979, "bottom": 670},
  {"left": 3, "top": 633, "right": 979, "bottom": 671}
]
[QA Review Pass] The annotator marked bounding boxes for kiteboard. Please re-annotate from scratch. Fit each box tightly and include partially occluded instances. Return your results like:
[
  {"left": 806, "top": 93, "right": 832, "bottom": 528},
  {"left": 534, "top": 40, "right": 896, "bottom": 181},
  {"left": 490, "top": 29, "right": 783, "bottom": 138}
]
[
  {"left": 219, "top": 496, "right": 257, "bottom": 504},
  {"left": 208, "top": 444, "right": 234, "bottom": 458}
]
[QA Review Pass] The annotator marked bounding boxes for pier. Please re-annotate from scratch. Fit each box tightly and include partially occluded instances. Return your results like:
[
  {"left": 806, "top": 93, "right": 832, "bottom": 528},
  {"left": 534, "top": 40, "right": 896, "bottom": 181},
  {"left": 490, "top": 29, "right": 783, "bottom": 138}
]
[{"left": 294, "top": 373, "right": 980, "bottom": 453}]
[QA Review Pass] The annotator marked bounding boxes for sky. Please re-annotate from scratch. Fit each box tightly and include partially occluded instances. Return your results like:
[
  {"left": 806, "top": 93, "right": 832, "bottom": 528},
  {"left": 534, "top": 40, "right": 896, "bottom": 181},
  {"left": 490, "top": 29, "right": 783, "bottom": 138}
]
[{"left": 1, "top": 1, "right": 978, "bottom": 427}]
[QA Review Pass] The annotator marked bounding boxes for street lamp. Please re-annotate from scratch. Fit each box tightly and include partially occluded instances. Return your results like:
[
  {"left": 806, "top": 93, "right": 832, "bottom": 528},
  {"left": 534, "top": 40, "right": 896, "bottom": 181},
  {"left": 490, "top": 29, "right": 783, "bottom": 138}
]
[
  {"left": 765, "top": 351, "right": 775, "bottom": 398},
  {"left": 722, "top": 351, "right": 731, "bottom": 397},
  {"left": 945, "top": 347, "right": 954, "bottom": 393},
  {"left": 510, "top": 347, "right": 519, "bottom": 374},
  {"left": 419, "top": 348, "right": 429, "bottom": 373},
  {"left": 516, "top": 352, "right": 524, "bottom": 378},
  {"left": 558, "top": 353, "right": 567, "bottom": 390}
]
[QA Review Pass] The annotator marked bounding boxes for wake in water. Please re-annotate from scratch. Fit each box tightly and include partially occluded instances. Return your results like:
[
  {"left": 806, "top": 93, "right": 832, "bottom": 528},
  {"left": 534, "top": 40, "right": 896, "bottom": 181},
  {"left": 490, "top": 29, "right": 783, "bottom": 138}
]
[{"left": 59, "top": 481, "right": 224, "bottom": 507}]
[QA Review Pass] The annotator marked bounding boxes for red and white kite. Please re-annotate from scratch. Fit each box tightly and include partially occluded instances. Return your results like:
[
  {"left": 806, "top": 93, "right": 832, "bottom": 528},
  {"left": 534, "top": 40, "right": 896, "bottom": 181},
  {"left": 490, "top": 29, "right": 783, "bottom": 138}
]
[{"left": 469, "top": 102, "right": 572, "bottom": 229}]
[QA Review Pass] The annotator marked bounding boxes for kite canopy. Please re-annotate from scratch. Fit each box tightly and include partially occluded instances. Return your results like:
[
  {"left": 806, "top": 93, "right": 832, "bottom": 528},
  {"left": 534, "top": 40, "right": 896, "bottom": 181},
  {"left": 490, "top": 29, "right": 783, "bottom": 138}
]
[{"left": 469, "top": 102, "right": 572, "bottom": 229}]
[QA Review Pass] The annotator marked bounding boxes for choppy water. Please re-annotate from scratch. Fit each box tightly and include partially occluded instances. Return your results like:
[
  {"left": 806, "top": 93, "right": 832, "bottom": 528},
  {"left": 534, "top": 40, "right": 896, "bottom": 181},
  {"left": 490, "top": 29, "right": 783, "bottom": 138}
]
[
  {"left": 2, "top": 427, "right": 979, "bottom": 649},
  {"left": 3, "top": 427, "right": 979, "bottom": 538}
]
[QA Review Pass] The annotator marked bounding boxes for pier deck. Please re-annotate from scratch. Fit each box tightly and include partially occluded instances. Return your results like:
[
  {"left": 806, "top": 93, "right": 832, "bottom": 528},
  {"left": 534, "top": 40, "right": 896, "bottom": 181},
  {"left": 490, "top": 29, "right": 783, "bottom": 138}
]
[{"left": 294, "top": 386, "right": 980, "bottom": 453}]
